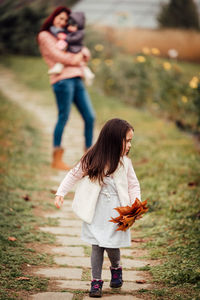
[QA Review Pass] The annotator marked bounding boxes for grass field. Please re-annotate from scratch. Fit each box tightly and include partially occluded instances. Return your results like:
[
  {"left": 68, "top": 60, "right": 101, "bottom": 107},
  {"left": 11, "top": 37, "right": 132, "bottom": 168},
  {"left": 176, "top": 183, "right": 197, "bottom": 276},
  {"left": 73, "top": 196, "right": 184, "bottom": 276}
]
[
  {"left": 0, "top": 56, "right": 200, "bottom": 299},
  {"left": 0, "top": 92, "right": 56, "bottom": 299},
  {"left": 96, "top": 26, "right": 200, "bottom": 63}
]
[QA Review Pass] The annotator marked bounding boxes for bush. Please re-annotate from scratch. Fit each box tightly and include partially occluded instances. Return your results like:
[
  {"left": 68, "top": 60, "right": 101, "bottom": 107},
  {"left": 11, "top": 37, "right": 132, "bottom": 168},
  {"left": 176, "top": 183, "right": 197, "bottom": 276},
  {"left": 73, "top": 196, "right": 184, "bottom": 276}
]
[
  {"left": 157, "top": 0, "right": 199, "bottom": 30},
  {"left": 0, "top": 0, "right": 81, "bottom": 56},
  {"left": 0, "top": 0, "right": 47, "bottom": 55}
]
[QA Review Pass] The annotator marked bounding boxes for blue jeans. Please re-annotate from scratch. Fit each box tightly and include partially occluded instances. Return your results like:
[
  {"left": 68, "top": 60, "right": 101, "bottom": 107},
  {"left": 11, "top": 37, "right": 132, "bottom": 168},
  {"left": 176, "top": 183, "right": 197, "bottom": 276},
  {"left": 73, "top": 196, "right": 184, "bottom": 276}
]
[{"left": 52, "top": 77, "right": 95, "bottom": 148}]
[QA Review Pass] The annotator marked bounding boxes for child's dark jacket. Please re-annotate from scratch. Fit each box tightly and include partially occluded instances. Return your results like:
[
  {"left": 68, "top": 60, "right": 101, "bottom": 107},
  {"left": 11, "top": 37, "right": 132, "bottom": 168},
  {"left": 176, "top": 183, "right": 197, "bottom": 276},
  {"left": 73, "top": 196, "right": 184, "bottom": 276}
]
[{"left": 66, "top": 12, "right": 85, "bottom": 53}]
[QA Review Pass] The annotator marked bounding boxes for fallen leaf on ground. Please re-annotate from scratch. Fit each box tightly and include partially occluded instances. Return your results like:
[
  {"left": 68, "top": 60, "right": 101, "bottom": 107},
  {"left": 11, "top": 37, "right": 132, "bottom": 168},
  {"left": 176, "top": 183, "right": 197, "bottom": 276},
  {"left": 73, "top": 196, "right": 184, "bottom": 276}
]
[
  {"left": 195, "top": 211, "right": 200, "bottom": 219},
  {"left": 16, "top": 276, "right": 30, "bottom": 280},
  {"left": 16, "top": 277, "right": 30, "bottom": 281},
  {"left": 135, "top": 158, "right": 149, "bottom": 165},
  {"left": 23, "top": 194, "right": 31, "bottom": 201},
  {"left": 131, "top": 238, "right": 146, "bottom": 243},
  {"left": 136, "top": 280, "right": 146, "bottom": 284},
  {"left": 8, "top": 237, "right": 17, "bottom": 241},
  {"left": 50, "top": 189, "right": 56, "bottom": 194},
  {"left": 188, "top": 182, "right": 198, "bottom": 187}
]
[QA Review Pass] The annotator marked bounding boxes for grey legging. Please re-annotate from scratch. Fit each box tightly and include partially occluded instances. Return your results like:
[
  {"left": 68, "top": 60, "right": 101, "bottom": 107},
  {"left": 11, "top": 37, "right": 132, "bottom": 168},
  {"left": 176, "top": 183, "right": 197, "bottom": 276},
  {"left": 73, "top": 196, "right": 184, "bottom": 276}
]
[{"left": 91, "top": 245, "right": 120, "bottom": 279}]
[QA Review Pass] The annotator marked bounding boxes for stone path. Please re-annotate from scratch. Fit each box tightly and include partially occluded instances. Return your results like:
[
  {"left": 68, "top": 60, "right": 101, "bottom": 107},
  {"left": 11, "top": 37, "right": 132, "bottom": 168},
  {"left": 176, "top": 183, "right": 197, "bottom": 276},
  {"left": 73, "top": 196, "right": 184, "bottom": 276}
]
[
  {"left": 32, "top": 201, "right": 153, "bottom": 299},
  {"left": 0, "top": 66, "right": 154, "bottom": 299}
]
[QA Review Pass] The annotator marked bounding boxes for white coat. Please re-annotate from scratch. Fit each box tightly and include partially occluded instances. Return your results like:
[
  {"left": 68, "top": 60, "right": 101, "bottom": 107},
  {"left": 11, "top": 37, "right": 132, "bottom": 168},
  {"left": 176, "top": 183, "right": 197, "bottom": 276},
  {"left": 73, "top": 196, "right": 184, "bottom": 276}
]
[{"left": 72, "top": 156, "right": 140, "bottom": 224}]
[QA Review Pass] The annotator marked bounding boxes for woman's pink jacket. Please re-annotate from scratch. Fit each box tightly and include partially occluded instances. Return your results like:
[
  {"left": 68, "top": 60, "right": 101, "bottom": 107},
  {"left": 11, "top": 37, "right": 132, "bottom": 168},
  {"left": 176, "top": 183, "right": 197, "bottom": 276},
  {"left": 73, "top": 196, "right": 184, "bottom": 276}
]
[{"left": 38, "top": 31, "right": 90, "bottom": 85}]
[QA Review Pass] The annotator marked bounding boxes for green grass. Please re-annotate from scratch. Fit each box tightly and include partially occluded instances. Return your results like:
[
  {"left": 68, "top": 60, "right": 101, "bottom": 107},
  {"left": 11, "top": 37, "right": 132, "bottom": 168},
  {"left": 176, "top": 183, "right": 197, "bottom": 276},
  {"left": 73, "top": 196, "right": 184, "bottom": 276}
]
[
  {"left": 0, "top": 92, "right": 55, "bottom": 299},
  {"left": 2, "top": 54, "right": 200, "bottom": 91},
  {"left": 0, "top": 55, "right": 49, "bottom": 91},
  {"left": 0, "top": 55, "right": 200, "bottom": 299},
  {"left": 177, "top": 60, "right": 200, "bottom": 79}
]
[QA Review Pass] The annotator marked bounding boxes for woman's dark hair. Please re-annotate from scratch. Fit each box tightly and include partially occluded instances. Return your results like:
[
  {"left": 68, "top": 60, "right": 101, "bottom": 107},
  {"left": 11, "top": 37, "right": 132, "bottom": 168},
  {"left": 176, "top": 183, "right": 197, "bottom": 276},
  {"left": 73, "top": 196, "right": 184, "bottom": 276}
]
[
  {"left": 39, "top": 6, "right": 71, "bottom": 32},
  {"left": 81, "top": 118, "right": 134, "bottom": 184}
]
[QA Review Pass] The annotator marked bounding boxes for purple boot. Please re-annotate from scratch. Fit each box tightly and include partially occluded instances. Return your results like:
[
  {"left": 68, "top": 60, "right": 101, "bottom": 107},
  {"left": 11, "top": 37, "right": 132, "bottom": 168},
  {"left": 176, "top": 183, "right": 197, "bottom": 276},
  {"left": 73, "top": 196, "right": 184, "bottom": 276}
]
[
  {"left": 110, "top": 266, "right": 123, "bottom": 288},
  {"left": 89, "top": 279, "right": 103, "bottom": 297}
]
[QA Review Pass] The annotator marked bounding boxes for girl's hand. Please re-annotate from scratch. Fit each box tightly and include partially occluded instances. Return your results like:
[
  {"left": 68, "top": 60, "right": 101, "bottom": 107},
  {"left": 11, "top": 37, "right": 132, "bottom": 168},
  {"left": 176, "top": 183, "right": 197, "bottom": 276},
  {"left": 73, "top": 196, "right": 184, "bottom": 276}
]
[{"left": 55, "top": 195, "right": 64, "bottom": 208}]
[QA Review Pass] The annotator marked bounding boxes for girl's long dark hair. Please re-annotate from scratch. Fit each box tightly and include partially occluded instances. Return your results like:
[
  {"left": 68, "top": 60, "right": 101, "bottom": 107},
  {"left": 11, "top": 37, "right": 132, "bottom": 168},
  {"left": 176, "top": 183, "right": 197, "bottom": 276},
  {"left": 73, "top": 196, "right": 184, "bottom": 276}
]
[
  {"left": 39, "top": 6, "right": 71, "bottom": 32},
  {"left": 81, "top": 118, "right": 134, "bottom": 184}
]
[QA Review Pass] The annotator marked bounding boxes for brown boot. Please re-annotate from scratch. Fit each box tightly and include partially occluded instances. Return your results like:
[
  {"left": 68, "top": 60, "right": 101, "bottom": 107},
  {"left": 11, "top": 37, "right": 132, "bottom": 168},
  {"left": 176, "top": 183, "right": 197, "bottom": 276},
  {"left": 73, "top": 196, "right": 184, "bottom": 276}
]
[{"left": 51, "top": 148, "right": 71, "bottom": 171}]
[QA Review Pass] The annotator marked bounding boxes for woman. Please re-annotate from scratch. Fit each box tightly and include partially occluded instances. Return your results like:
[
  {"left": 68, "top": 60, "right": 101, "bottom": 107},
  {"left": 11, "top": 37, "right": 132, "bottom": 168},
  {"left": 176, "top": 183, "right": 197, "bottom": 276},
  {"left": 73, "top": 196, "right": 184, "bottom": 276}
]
[{"left": 38, "top": 6, "right": 95, "bottom": 170}]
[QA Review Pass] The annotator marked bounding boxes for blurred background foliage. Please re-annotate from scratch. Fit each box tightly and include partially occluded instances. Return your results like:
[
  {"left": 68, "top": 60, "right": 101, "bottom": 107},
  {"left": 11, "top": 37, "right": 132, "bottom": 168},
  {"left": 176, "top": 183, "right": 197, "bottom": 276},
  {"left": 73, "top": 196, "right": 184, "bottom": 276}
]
[
  {"left": 85, "top": 27, "right": 200, "bottom": 133},
  {"left": 0, "top": 0, "right": 80, "bottom": 55},
  {"left": 157, "top": 0, "right": 199, "bottom": 30},
  {"left": 0, "top": 0, "right": 199, "bottom": 56}
]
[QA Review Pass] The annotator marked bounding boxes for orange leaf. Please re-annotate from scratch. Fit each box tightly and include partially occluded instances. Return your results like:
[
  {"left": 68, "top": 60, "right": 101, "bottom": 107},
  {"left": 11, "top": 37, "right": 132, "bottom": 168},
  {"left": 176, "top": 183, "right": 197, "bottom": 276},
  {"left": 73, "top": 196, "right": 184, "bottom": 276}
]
[
  {"left": 136, "top": 279, "right": 146, "bottom": 284},
  {"left": 109, "top": 216, "right": 122, "bottom": 223},
  {"left": 115, "top": 205, "right": 132, "bottom": 215},
  {"left": 16, "top": 277, "right": 30, "bottom": 281},
  {"left": 50, "top": 189, "right": 57, "bottom": 194},
  {"left": 109, "top": 198, "right": 148, "bottom": 231},
  {"left": 22, "top": 194, "right": 31, "bottom": 201},
  {"left": 8, "top": 237, "right": 17, "bottom": 241},
  {"left": 131, "top": 238, "right": 146, "bottom": 243},
  {"left": 116, "top": 223, "right": 128, "bottom": 231}
]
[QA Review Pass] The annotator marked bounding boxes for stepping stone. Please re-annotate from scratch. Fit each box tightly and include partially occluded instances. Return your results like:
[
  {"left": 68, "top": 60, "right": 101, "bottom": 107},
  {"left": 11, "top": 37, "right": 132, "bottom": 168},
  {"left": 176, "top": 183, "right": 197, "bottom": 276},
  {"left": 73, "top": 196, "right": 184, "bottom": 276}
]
[
  {"left": 56, "top": 236, "right": 87, "bottom": 246},
  {"left": 52, "top": 246, "right": 85, "bottom": 256},
  {"left": 121, "top": 258, "right": 150, "bottom": 269},
  {"left": 45, "top": 212, "right": 78, "bottom": 219},
  {"left": 39, "top": 226, "right": 80, "bottom": 236},
  {"left": 102, "top": 270, "right": 144, "bottom": 281},
  {"left": 45, "top": 212, "right": 70, "bottom": 219},
  {"left": 120, "top": 249, "right": 134, "bottom": 257},
  {"left": 51, "top": 173, "right": 67, "bottom": 183},
  {"left": 56, "top": 280, "right": 90, "bottom": 290},
  {"left": 59, "top": 219, "right": 82, "bottom": 227},
  {"left": 62, "top": 204, "right": 73, "bottom": 209},
  {"left": 54, "top": 256, "right": 149, "bottom": 269},
  {"left": 62, "top": 201, "right": 72, "bottom": 206},
  {"left": 33, "top": 267, "right": 82, "bottom": 279},
  {"left": 62, "top": 208, "right": 74, "bottom": 213},
  {"left": 61, "top": 206, "right": 73, "bottom": 211},
  {"left": 62, "top": 205, "right": 73, "bottom": 212},
  {"left": 83, "top": 296, "right": 141, "bottom": 300},
  {"left": 103, "top": 258, "right": 150, "bottom": 269},
  {"left": 55, "top": 280, "right": 151, "bottom": 292},
  {"left": 30, "top": 292, "right": 73, "bottom": 300},
  {"left": 54, "top": 256, "right": 90, "bottom": 267}
]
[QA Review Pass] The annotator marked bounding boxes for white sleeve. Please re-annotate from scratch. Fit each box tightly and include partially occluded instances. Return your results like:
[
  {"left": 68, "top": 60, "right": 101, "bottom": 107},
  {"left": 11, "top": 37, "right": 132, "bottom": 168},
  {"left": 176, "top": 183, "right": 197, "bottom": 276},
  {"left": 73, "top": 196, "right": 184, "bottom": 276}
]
[
  {"left": 56, "top": 162, "right": 84, "bottom": 197},
  {"left": 127, "top": 158, "right": 141, "bottom": 204}
]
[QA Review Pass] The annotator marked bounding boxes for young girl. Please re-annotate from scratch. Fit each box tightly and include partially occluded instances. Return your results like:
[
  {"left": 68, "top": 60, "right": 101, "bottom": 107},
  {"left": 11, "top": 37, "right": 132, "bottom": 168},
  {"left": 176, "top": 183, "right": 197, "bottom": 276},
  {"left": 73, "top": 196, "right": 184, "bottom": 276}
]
[{"left": 55, "top": 118, "right": 141, "bottom": 298}]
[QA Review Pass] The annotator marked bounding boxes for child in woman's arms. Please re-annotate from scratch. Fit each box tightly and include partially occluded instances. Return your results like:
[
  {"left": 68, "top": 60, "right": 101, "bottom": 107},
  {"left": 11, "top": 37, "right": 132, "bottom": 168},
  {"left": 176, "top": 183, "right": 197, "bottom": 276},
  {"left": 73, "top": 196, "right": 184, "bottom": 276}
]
[{"left": 48, "top": 12, "right": 95, "bottom": 86}]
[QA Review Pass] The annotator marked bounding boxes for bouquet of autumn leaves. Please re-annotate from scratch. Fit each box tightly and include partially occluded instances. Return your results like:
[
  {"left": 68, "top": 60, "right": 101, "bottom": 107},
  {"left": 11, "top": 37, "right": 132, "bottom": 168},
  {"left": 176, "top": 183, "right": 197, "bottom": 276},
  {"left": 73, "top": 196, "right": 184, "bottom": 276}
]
[{"left": 109, "top": 198, "right": 148, "bottom": 231}]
